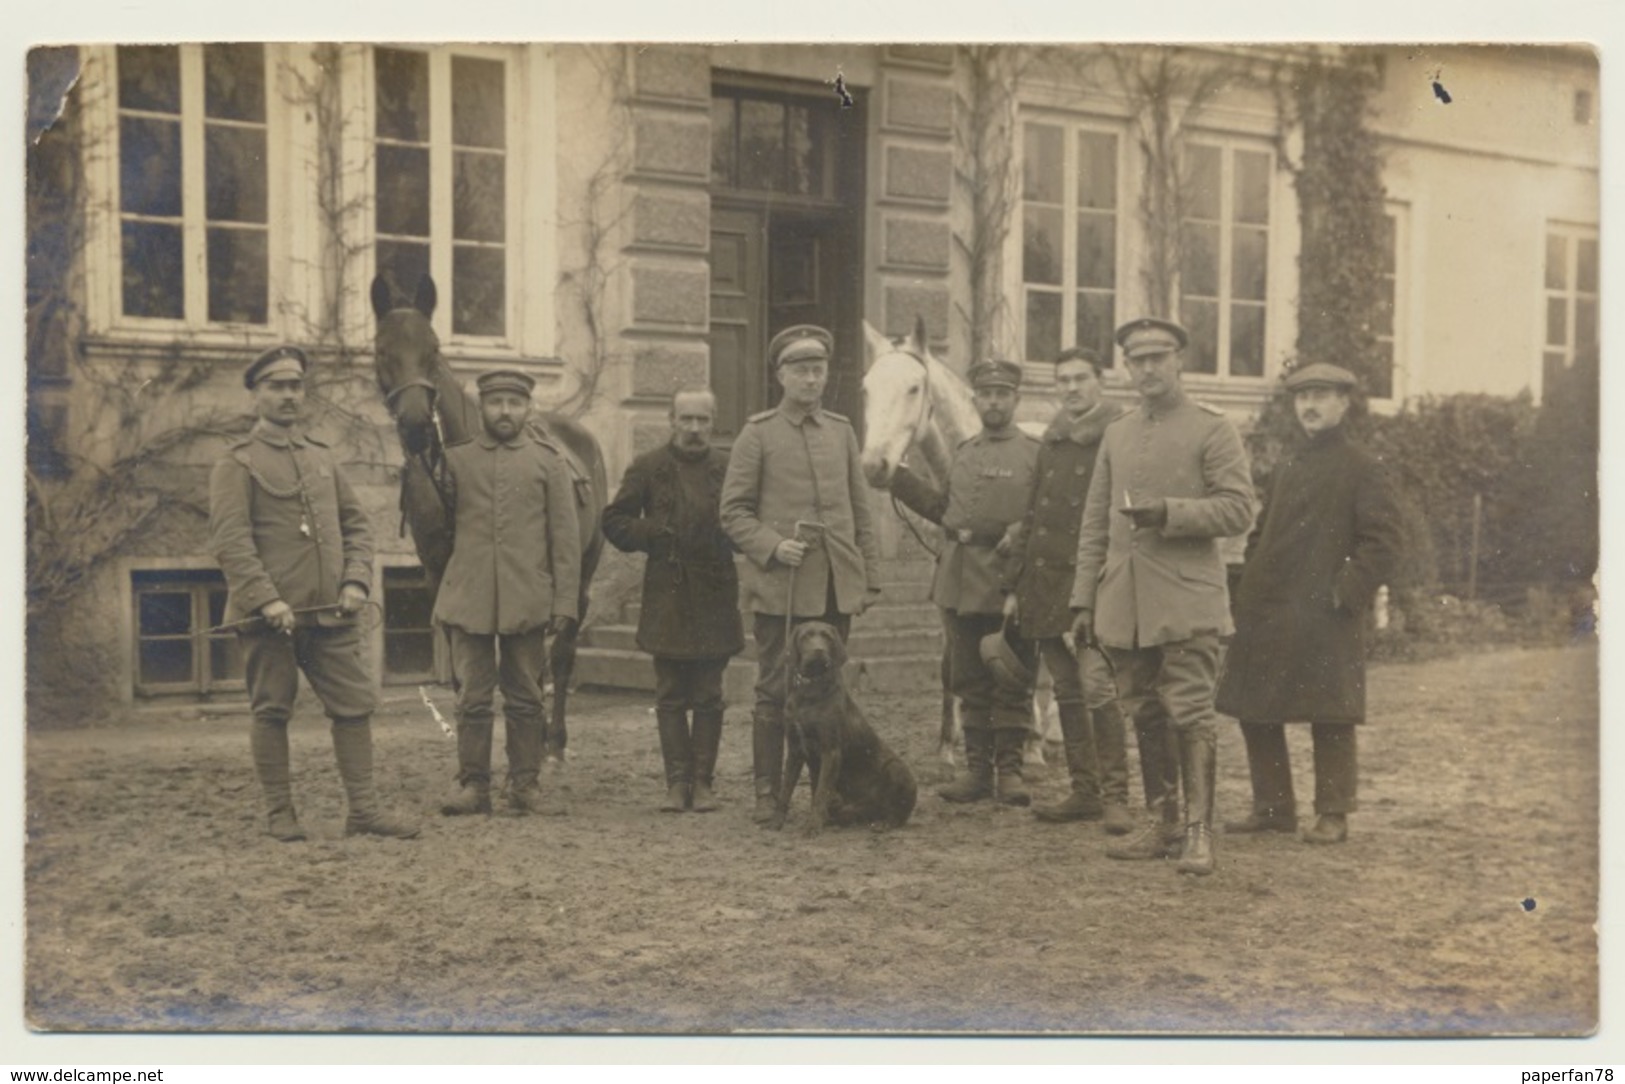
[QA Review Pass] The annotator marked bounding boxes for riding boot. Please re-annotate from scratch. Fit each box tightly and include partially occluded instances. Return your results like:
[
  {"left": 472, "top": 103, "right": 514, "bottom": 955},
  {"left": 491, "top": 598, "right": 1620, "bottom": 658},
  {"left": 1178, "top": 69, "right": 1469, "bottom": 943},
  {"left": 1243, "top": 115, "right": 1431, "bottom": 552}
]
[
  {"left": 1091, "top": 702, "right": 1135, "bottom": 834},
  {"left": 250, "top": 718, "right": 305, "bottom": 842},
  {"left": 656, "top": 709, "right": 694, "bottom": 812},
  {"left": 1175, "top": 730, "right": 1218, "bottom": 877},
  {"left": 1224, "top": 722, "right": 1297, "bottom": 833},
  {"left": 750, "top": 710, "right": 785, "bottom": 824},
  {"left": 505, "top": 712, "right": 549, "bottom": 815},
  {"left": 331, "top": 717, "right": 420, "bottom": 839},
  {"left": 1032, "top": 703, "right": 1104, "bottom": 822},
  {"left": 993, "top": 728, "right": 1032, "bottom": 807},
  {"left": 441, "top": 720, "right": 493, "bottom": 815},
  {"left": 690, "top": 709, "right": 724, "bottom": 812},
  {"left": 1108, "top": 714, "right": 1182, "bottom": 860},
  {"left": 937, "top": 725, "right": 994, "bottom": 803}
]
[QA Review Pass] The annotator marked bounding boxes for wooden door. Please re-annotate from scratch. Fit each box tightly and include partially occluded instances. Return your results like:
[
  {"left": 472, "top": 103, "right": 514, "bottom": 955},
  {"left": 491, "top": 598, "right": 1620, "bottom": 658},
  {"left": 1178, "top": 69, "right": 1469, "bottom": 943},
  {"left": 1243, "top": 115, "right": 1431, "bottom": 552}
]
[{"left": 708, "top": 206, "right": 767, "bottom": 440}]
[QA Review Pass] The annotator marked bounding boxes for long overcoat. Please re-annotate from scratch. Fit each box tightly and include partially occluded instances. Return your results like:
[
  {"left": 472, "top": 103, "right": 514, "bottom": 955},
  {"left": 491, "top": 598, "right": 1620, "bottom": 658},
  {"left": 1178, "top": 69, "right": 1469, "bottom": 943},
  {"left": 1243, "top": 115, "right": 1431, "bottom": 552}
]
[
  {"left": 1070, "top": 394, "right": 1255, "bottom": 648},
  {"left": 1009, "top": 401, "right": 1122, "bottom": 638},
  {"left": 601, "top": 443, "right": 744, "bottom": 660},
  {"left": 720, "top": 405, "right": 881, "bottom": 618},
  {"left": 433, "top": 431, "right": 582, "bottom": 636},
  {"left": 1216, "top": 425, "right": 1402, "bottom": 725}
]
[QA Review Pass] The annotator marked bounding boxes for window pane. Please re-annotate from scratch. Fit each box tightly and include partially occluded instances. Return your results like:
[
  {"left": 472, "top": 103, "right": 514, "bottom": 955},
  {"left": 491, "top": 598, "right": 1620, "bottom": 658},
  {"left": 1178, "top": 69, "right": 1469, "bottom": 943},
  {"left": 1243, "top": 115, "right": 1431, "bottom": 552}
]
[
  {"left": 1371, "top": 343, "right": 1394, "bottom": 400},
  {"left": 1378, "top": 213, "right": 1397, "bottom": 275},
  {"left": 1577, "top": 238, "right": 1598, "bottom": 294},
  {"left": 208, "top": 588, "right": 228, "bottom": 627},
  {"left": 453, "top": 245, "right": 505, "bottom": 336},
  {"left": 1575, "top": 298, "right": 1597, "bottom": 348},
  {"left": 1076, "top": 130, "right": 1117, "bottom": 210},
  {"left": 121, "top": 221, "right": 184, "bottom": 319},
  {"left": 453, "top": 151, "right": 505, "bottom": 243},
  {"left": 140, "top": 640, "right": 194, "bottom": 685},
  {"left": 376, "top": 144, "right": 430, "bottom": 237},
  {"left": 786, "top": 103, "right": 828, "bottom": 197},
  {"left": 375, "top": 48, "right": 430, "bottom": 142},
  {"left": 205, "top": 125, "right": 268, "bottom": 223},
  {"left": 1233, "top": 150, "right": 1271, "bottom": 225},
  {"left": 385, "top": 631, "right": 436, "bottom": 677},
  {"left": 771, "top": 236, "right": 819, "bottom": 306},
  {"left": 1229, "top": 303, "right": 1265, "bottom": 377},
  {"left": 1546, "top": 297, "right": 1569, "bottom": 347},
  {"left": 1023, "top": 206, "right": 1063, "bottom": 286},
  {"left": 451, "top": 56, "right": 505, "bottom": 149},
  {"left": 1023, "top": 123, "right": 1064, "bottom": 203},
  {"left": 1231, "top": 226, "right": 1268, "bottom": 301},
  {"left": 1075, "top": 212, "right": 1116, "bottom": 290},
  {"left": 1025, "top": 289, "right": 1062, "bottom": 363},
  {"left": 1374, "top": 292, "right": 1395, "bottom": 338},
  {"left": 1184, "top": 144, "right": 1221, "bottom": 221},
  {"left": 738, "top": 98, "right": 784, "bottom": 191},
  {"left": 1180, "top": 299, "right": 1219, "bottom": 375},
  {"left": 384, "top": 573, "right": 435, "bottom": 628},
  {"left": 117, "top": 45, "right": 180, "bottom": 113},
  {"left": 120, "top": 116, "right": 182, "bottom": 216},
  {"left": 209, "top": 636, "right": 245, "bottom": 684},
  {"left": 710, "top": 98, "right": 736, "bottom": 186},
  {"left": 204, "top": 44, "right": 265, "bottom": 122},
  {"left": 207, "top": 228, "right": 269, "bottom": 324},
  {"left": 1181, "top": 222, "right": 1220, "bottom": 298},
  {"left": 1076, "top": 292, "right": 1116, "bottom": 365},
  {"left": 1545, "top": 233, "right": 1567, "bottom": 291},
  {"left": 376, "top": 240, "right": 431, "bottom": 310},
  {"left": 139, "top": 591, "right": 193, "bottom": 636}
]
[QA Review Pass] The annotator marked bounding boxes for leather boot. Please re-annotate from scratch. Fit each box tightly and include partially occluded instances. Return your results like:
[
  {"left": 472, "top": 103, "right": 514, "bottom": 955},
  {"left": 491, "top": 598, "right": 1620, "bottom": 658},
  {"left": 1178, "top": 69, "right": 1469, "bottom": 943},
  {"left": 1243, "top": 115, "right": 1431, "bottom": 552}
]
[
  {"left": 1175, "top": 730, "right": 1218, "bottom": 876},
  {"left": 656, "top": 709, "right": 694, "bottom": 812},
  {"left": 750, "top": 710, "right": 784, "bottom": 824},
  {"left": 441, "top": 720, "right": 493, "bottom": 816},
  {"left": 331, "top": 718, "right": 420, "bottom": 839},
  {"left": 1224, "top": 722, "right": 1296, "bottom": 833},
  {"left": 1091, "top": 703, "right": 1135, "bottom": 835},
  {"left": 937, "top": 727, "right": 994, "bottom": 802},
  {"left": 1033, "top": 703, "right": 1104, "bottom": 822},
  {"left": 250, "top": 718, "right": 306, "bottom": 842},
  {"left": 993, "top": 728, "right": 1032, "bottom": 807},
  {"left": 504, "top": 711, "right": 550, "bottom": 815},
  {"left": 1302, "top": 813, "right": 1349, "bottom": 844},
  {"left": 690, "top": 709, "right": 724, "bottom": 812}
]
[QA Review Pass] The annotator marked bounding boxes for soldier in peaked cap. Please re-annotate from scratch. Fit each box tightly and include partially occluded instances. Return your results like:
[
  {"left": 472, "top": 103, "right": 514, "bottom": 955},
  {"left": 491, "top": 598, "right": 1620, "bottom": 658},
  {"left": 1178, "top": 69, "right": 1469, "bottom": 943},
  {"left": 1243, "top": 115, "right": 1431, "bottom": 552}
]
[
  {"left": 1069, "top": 317, "right": 1255, "bottom": 875},
  {"left": 209, "top": 345, "right": 419, "bottom": 842},
  {"left": 1217, "top": 361, "right": 1402, "bottom": 846},
  {"left": 434, "top": 366, "right": 581, "bottom": 818},
  {"left": 721, "top": 324, "right": 883, "bottom": 826},
  {"left": 889, "top": 357, "right": 1043, "bottom": 806}
]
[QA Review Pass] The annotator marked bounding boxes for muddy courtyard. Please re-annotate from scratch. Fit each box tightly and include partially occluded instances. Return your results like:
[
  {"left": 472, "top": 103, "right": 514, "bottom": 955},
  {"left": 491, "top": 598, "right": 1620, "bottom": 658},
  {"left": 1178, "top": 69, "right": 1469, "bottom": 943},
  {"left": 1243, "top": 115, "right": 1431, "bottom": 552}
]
[{"left": 23, "top": 644, "right": 1597, "bottom": 1035}]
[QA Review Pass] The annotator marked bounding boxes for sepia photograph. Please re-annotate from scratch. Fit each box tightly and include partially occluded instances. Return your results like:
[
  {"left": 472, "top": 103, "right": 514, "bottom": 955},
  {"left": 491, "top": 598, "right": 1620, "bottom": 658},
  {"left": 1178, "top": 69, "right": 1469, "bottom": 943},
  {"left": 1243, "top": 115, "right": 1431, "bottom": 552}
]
[{"left": 15, "top": 16, "right": 1605, "bottom": 1054}]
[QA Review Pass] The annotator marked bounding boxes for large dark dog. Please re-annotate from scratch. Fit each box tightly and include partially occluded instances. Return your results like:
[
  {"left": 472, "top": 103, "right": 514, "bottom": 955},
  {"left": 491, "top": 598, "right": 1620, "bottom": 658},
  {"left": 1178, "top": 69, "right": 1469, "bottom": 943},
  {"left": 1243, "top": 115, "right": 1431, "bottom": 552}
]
[{"left": 775, "top": 622, "right": 917, "bottom": 832}]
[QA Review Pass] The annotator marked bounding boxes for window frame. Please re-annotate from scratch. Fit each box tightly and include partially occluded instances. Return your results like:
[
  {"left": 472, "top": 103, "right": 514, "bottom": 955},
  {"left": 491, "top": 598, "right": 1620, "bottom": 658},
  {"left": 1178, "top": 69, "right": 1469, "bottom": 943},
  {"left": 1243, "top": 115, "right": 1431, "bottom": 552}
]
[
  {"left": 378, "top": 564, "right": 440, "bottom": 685},
  {"left": 1541, "top": 221, "right": 1599, "bottom": 399},
  {"left": 128, "top": 568, "right": 246, "bottom": 699}
]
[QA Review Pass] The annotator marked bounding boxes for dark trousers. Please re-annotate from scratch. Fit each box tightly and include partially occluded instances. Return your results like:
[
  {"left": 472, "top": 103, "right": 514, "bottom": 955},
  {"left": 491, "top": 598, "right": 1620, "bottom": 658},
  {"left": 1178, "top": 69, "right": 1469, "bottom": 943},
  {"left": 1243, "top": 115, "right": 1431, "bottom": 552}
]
[
  {"left": 241, "top": 623, "right": 377, "bottom": 725},
  {"left": 1036, "top": 635, "right": 1116, "bottom": 710},
  {"left": 1105, "top": 633, "right": 1222, "bottom": 746},
  {"left": 1238, "top": 721, "right": 1359, "bottom": 815},
  {"left": 751, "top": 582, "right": 851, "bottom": 722},
  {"left": 949, "top": 611, "right": 1037, "bottom": 731},
  {"left": 448, "top": 627, "right": 548, "bottom": 783},
  {"left": 654, "top": 657, "right": 730, "bottom": 714}
]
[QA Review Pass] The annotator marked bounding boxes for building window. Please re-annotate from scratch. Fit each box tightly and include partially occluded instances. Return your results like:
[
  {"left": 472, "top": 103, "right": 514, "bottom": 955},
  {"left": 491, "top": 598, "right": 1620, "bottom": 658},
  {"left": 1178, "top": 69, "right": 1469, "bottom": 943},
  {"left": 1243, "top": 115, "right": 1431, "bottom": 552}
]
[
  {"left": 1543, "top": 226, "right": 1599, "bottom": 390},
  {"left": 115, "top": 44, "right": 269, "bottom": 326},
  {"left": 1371, "top": 209, "right": 1401, "bottom": 401},
  {"left": 373, "top": 47, "right": 510, "bottom": 339},
  {"left": 381, "top": 566, "right": 437, "bottom": 683},
  {"left": 1020, "top": 120, "right": 1120, "bottom": 365},
  {"left": 1179, "top": 141, "right": 1271, "bottom": 378},
  {"left": 131, "top": 570, "right": 245, "bottom": 697},
  {"left": 711, "top": 88, "right": 840, "bottom": 199}
]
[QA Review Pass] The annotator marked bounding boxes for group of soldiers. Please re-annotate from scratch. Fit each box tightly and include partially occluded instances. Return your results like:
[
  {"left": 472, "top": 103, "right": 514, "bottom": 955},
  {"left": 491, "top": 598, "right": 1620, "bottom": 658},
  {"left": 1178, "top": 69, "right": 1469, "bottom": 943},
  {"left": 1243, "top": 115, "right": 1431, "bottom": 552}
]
[{"left": 211, "top": 313, "right": 1400, "bottom": 877}]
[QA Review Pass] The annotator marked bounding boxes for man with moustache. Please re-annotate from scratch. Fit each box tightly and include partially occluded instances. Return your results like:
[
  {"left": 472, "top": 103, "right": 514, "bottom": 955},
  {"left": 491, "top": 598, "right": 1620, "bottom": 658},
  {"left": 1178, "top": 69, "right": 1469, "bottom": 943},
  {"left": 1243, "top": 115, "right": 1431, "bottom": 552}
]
[
  {"left": 434, "top": 369, "right": 581, "bottom": 818},
  {"left": 1070, "top": 318, "right": 1255, "bottom": 875},
  {"left": 602, "top": 387, "right": 743, "bottom": 813},
  {"left": 1217, "top": 363, "right": 1402, "bottom": 845}
]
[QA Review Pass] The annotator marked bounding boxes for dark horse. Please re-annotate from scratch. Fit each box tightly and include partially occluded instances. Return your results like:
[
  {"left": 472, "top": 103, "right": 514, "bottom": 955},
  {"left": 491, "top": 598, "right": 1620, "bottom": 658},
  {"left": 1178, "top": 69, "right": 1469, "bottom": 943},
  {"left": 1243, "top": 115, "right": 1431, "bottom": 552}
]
[{"left": 370, "top": 274, "right": 607, "bottom": 763}]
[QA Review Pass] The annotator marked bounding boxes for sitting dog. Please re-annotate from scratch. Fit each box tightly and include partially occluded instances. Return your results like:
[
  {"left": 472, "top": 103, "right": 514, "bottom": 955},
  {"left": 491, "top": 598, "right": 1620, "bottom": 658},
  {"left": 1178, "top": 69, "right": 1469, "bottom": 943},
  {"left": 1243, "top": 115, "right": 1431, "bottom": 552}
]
[{"left": 776, "top": 621, "right": 917, "bottom": 831}]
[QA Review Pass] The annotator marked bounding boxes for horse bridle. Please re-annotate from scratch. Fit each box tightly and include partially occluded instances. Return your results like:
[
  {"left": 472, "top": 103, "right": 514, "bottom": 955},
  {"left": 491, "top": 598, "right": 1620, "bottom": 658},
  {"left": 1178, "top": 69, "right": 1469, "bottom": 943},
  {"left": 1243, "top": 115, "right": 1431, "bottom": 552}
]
[{"left": 885, "top": 341, "right": 943, "bottom": 560}]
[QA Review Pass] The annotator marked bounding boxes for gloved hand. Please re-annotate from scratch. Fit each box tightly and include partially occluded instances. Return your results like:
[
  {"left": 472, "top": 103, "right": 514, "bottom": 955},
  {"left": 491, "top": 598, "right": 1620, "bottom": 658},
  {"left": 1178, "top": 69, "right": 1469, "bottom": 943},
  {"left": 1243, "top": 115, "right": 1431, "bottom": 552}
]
[
  {"left": 338, "top": 582, "right": 369, "bottom": 616},
  {"left": 1117, "top": 498, "right": 1169, "bottom": 530},
  {"left": 1070, "top": 607, "right": 1095, "bottom": 649},
  {"left": 261, "top": 599, "right": 296, "bottom": 634},
  {"left": 551, "top": 616, "right": 580, "bottom": 641}
]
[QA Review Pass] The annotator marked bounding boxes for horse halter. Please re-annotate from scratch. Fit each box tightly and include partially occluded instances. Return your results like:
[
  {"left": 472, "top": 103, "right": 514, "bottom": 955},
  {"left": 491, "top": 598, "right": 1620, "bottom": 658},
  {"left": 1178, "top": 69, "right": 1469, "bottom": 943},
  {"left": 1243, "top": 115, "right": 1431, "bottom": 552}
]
[
  {"left": 893, "top": 343, "right": 936, "bottom": 452},
  {"left": 381, "top": 375, "right": 439, "bottom": 415}
]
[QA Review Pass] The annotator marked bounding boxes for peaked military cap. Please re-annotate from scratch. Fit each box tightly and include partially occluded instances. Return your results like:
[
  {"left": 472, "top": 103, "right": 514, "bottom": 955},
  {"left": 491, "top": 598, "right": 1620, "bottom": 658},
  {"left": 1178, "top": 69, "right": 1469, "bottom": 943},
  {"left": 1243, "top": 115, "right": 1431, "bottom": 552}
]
[
  {"left": 1283, "top": 362, "right": 1358, "bottom": 391},
  {"left": 769, "top": 325, "right": 834, "bottom": 369},
  {"left": 969, "top": 359, "right": 1023, "bottom": 389},
  {"left": 1115, "top": 317, "right": 1189, "bottom": 360},
  {"left": 244, "top": 345, "right": 309, "bottom": 389},
  {"left": 476, "top": 368, "right": 536, "bottom": 397}
]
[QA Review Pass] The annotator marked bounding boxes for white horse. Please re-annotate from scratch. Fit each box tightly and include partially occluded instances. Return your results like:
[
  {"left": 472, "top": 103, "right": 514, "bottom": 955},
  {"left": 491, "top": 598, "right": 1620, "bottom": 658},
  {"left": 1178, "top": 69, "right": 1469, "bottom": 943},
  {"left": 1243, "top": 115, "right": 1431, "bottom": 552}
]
[{"left": 861, "top": 318, "right": 1061, "bottom": 766}]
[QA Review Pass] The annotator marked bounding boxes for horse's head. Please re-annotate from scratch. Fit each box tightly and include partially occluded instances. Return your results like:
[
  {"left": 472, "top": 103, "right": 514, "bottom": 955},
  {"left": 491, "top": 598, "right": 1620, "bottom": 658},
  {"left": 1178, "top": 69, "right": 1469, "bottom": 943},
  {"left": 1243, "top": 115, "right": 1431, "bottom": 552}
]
[
  {"left": 861, "top": 316, "right": 935, "bottom": 488},
  {"left": 371, "top": 274, "right": 442, "bottom": 455}
]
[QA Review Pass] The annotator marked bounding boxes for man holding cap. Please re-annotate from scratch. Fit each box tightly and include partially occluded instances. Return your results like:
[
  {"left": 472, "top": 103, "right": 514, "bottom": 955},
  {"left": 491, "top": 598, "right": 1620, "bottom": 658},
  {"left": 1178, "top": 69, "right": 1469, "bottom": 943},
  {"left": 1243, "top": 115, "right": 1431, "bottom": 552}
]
[
  {"left": 1070, "top": 318, "right": 1254, "bottom": 875},
  {"left": 889, "top": 358, "right": 1042, "bottom": 806},
  {"left": 210, "top": 345, "right": 418, "bottom": 842},
  {"left": 434, "top": 368, "right": 581, "bottom": 817},
  {"left": 721, "top": 325, "right": 883, "bottom": 825},
  {"left": 1217, "top": 362, "right": 1402, "bottom": 845}
]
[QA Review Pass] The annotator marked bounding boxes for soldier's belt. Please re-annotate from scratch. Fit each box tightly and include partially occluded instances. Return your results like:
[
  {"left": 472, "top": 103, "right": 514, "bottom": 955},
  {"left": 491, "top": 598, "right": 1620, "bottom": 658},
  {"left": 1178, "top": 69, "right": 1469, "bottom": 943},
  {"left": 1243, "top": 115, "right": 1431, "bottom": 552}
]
[{"left": 950, "top": 529, "right": 1004, "bottom": 547}]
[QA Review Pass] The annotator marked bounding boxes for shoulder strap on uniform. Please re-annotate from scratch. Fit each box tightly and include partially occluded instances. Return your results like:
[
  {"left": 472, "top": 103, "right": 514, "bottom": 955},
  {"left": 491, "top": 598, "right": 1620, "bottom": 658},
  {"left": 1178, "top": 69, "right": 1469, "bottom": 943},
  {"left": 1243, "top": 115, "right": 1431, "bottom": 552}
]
[
  {"left": 1195, "top": 401, "right": 1226, "bottom": 416},
  {"left": 747, "top": 408, "right": 778, "bottom": 424},
  {"left": 823, "top": 410, "right": 850, "bottom": 425}
]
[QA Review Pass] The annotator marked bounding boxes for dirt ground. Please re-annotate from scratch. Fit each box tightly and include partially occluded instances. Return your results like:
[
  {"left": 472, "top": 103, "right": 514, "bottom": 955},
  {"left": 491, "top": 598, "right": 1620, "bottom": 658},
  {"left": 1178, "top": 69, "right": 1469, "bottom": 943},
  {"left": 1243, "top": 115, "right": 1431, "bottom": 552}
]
[{"left": 24, "top": 643, "right": 1597, "bottom": 1036}]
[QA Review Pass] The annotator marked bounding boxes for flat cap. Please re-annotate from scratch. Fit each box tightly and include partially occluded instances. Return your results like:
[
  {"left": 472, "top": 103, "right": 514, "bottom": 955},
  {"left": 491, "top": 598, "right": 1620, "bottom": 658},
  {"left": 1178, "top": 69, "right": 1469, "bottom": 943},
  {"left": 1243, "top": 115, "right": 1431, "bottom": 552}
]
[
  {"left": 1115, "top": 317, "right": 1189, "bottom": 360},
  {"left": 476, "top": 368, "right": 536, "bottom": 397},
  {"left": 769, "top": 325, "right": 834, "bottom": 369},
  {"left": 244, "top": 345, "right": 308, "bottom": 389},
  {"left": 969, "top": 359, "right": 1023, "bottom": 390},
  {"left": 1283, "top": 362, "right": 1358, "bottom": 391}
]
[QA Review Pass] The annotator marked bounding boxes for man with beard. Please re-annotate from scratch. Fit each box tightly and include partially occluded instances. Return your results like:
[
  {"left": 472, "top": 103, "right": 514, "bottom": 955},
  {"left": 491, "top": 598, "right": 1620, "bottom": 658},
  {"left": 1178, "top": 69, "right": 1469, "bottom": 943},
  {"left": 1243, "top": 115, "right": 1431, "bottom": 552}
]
[{"left": 603, "top": 387, "right": 744, "bottom": 813}]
